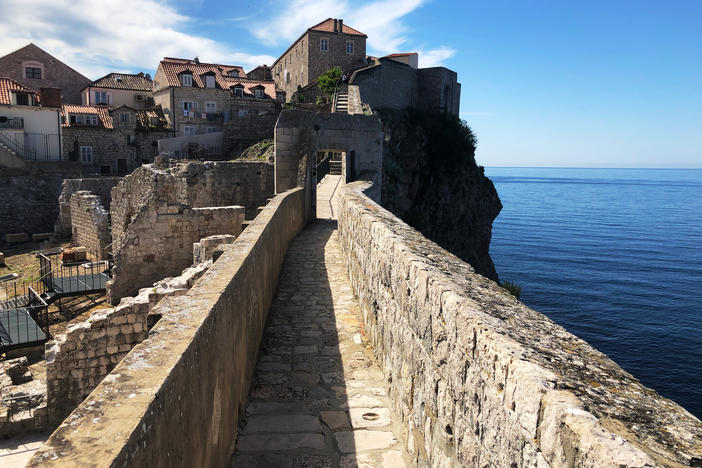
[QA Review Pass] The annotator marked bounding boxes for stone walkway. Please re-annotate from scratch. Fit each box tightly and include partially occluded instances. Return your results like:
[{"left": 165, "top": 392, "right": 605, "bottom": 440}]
[
  {"left": 231, "top": 221, "right": 409, "bottom": 467},
  {"left": 316, "top": 175, "right": 342, "bottom": 220},
  {"left": 0, "top": 431, "right": 50, "bottom": 468}
]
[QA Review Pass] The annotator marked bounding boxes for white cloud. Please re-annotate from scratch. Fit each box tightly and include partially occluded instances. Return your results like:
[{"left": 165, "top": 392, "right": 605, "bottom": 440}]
[
  {"left": 249, "top": 0, "right": 428, "bottom": 56},
  {"left": 0, "top": 0, "right": 275, "bottom": 79},
  {"left": 418, "top": 47, "right": 456, "bottom": 67}
]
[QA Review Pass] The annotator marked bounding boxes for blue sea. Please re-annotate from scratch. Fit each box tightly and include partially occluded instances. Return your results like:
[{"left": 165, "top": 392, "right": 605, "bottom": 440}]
[{"left": 486, "top": 167, "right": 702, "bottom": 419}]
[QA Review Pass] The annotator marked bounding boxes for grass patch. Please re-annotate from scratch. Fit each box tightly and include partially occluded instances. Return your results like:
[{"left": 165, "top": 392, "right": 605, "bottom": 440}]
[{"left": 502, "top": 280, "right": 522, "bottom": 300}]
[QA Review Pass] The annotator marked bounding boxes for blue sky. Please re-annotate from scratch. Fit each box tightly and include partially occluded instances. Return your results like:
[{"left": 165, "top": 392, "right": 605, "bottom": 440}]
[{"left": 1, "top": 0, "right": 700, "bottom": 167}]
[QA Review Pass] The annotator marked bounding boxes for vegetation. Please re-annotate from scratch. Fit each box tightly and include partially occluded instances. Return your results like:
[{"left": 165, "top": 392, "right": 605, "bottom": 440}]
[
  {"left": 317, "top": 66, "right": 343, "bottom": 97},
  {"left": 502, "top": 280, "right": 522, "bottom": 300},
  {"left": 236, "top": 139, "right": 274, "bottom": 161}
]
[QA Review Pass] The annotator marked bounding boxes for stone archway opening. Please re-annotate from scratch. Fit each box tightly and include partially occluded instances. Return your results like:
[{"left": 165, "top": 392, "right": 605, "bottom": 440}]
[{"left": 314, "top": 149, "right": 346, "bottom": 220}]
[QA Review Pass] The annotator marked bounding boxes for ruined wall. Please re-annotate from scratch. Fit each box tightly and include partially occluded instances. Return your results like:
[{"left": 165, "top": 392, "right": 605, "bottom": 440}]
[
  {"left": 30, "top": 187, "right": 308, "bottom": 468},
  {"left": 54, "top": 176, "right": 122, "bottom": 239},
  {"left": 337, "top": 180, "right": 702, "bottom": 467},
  {"left": 109, "top": 203, "right": 244, "bottom": 302},
  {"left": 0, "top": 162, "right": 81, "bottom": 245},
  {"left": 45, "top": 262, "right": 209, "bottom": 426},
  {"left": 69, "top": 191, "right": 110, "bottom": 258},
  {"left": 274, "top": 110, "right": 383, "bottom": 194}
]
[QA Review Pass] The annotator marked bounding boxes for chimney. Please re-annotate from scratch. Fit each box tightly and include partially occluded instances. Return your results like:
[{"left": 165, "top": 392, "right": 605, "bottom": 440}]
[
  {"left": 338, "top": 19, "right": 343, "bottom": 32},
  {"left": 194, "top": 56, "right": 200, "bottom": 64},
  {"left": 333, "top": 19, "right": 338, "bottom": 32},
  {"left": 39, "top": 87, "right": 62, "bottom": 108}
]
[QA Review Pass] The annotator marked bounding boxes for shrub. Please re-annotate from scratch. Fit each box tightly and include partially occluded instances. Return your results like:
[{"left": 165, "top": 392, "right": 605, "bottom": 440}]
[
  {"left": 502, "top": 280, "right": 521, "bottom": 300},
  {"left": 317, "top": 66, "right": 343, "bottom": 96}
]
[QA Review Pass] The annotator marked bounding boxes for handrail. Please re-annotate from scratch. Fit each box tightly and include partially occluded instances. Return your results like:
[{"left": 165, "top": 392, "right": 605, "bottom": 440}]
[{"left": 0, "top": 129, "right": 34, "bottom": 159}]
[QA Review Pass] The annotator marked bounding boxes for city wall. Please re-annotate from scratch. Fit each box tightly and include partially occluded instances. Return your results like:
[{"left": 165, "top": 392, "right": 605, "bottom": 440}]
[
  {"left": 29, "top": 186, "right": 308, "bottom": 467},
  {"left": 336, "top": 179, "right": 702, "bottom": 467},
  {"left": 69, "top": 191, "right": 110, "bottom": 258}
]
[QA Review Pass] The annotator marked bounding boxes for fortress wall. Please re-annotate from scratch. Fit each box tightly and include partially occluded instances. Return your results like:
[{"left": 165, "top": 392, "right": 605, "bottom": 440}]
[
  {"left": 337, "top": 180, "right": 702, "bottom": 467},
  {"left": 45, "top": 262, "right": 209, "bottom": 427},
  {"left": 29, "top": 187, "right": 307, "bottom": 468},
  {"left": 69, "top": 191, "right": 110, "bottom": 259},
  {"left": 108, "top": 203, "right": 244, "bottom": 302},
  {"left": 54, "top": 176, "right": 122, "bottom": 239}
]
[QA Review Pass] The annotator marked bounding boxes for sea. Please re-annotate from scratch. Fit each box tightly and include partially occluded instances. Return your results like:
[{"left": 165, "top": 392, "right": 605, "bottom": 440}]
[{"left": 485, "top": 167, "right": 702, "bottom": 419}]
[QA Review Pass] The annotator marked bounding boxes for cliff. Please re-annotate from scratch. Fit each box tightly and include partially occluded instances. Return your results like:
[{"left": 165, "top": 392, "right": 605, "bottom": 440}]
[{"left": 377, "top": 108, "right": 502, "bottom": 281}]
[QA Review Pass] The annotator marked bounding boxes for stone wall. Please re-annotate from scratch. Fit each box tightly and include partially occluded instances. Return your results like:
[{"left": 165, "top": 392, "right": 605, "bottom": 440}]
[
  {"left": 0, "top": 163, "right": 81, "bottom": 245},
  {"left": 29, "top": 187, "right": 308, "bottom": 467},
  {"left": 417, "top": 67, "right": 461, "bottom": 116},
  {"left": 69, "top": 191, "right": 110, "bottom": 259},
  {"left": 45, "top": 262, "right": 210, "bottom": 426},
  {"left": 337, "top": 180, "right": 702, "bottom": 467},
  {"left": 109, "top": 203, "right": 244, "bottom": 302},
  {"left": 274, "top": 110, "right": 383, "bottom": 195},
  {"left": 351, "top": 59, "right": 418, "bottom": 111},
  {"left": 54, "top": 176, "right": 122, "bottom": 239},
  {"left": 222, "top": 102, "right": 279, "bottom": 157}
]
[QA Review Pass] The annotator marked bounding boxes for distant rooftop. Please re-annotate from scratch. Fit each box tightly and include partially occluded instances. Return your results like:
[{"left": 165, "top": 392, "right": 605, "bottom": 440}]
[
  {"left": 86, "top": 72, "right": 153, "bottom": 92},
  {"left": 0, "top": 77, "right": 39, "bottom": 105}
]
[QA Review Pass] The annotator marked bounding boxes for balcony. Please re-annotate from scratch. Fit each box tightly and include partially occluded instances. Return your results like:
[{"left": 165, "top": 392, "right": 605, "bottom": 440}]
[
  {"left": 0, "top": 117, "right": 24, "bottom": 129},
  {"left": 181, "top": 111, "right": 224, "bottom": 123}
]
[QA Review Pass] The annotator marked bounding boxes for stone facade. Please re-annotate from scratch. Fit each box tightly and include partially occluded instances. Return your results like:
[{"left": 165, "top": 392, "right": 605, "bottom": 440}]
[
  {"left": 0, "top": 43, "right": 90, "bottom": 105},
  {"left": 69, "top": 191, "right": 110, "bottom": 259},
  {"left": 417, "top": 67, "right": 461, "bottom": 116},
  {"left": 45, "top": 262, "right": 210, "bottom": 426},
  {"left": 273, "top": 20, "right": 368, "bottom": 97},
  {"left": 54, "top": 176, "right": 122, "bottom": 239},
  {"left": 274, "top": 110, "right": 383, "bottom": 195},
  {"left": 29, "top": 187, "right": 308, "bottom": 467},
  {"left": 337, "top": 179, "right": 702, "bottom": 467},
  {"left": 157, "top": 86, "right": 231, "bottom": 136}
]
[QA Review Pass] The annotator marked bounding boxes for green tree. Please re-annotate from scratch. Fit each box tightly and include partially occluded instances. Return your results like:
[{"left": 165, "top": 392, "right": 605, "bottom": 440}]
[{"left": 317, "top": 66, "right": 343, "bottom": 97}]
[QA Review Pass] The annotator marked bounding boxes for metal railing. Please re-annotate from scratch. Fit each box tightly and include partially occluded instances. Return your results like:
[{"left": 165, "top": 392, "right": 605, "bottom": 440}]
[
  {"left": 0, "top": 131, "right": 61, "bottom": 161},
  {"left": 0, "top": 394, "right": 44, "bottom": 421},
  {"left": 0, "top": 129, "right": 34, "bottom": 159},
  {"left": 0, "top": 117, "right": 24, "bottom": 129}
]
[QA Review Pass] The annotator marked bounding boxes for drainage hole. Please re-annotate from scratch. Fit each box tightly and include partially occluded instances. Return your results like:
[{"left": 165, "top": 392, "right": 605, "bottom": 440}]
[{"left": 362, "top": 412, "right": 379, "bottom": 421}]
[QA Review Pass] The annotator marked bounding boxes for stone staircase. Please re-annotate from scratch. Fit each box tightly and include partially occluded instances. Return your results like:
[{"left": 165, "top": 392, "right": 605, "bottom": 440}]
[
  {"left": 334, "top": 85, "right": 349, "bottom": 114},
  {"left": 329, "top": 156, "right": 342, "bottom": 176}
]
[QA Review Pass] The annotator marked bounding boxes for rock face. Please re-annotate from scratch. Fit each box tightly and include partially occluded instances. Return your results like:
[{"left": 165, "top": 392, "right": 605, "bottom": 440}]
[{"left": 378, "top": 108, "right": 502, "bottom": 281}]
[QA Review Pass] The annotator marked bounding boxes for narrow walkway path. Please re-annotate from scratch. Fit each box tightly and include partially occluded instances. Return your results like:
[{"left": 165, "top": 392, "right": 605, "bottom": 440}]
[
  {"left": 0, "top": 431, "right": 50, "bottom": 468},
  {"left": 231, "top": 221, "right": 409, "bottom": 467},
  {"left": 316, "top": 175, "right": 342, "bottom": 220}
]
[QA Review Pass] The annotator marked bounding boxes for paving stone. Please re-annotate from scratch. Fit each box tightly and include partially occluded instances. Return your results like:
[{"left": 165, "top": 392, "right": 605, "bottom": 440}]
[
  {"left": 343, "top": 394, "right": 384, "bottom": 409},
  {"left": 320, "top": 410, "right": 350, "bottom": 430},
  {"left": 237, "top": 433, "right": 326, "bottom": 452},
  {"left": 381, "top": 451, "right": 407, "bottom": 467},
  {"left": 243, "top": 415, "right": 322, "bottom": 434},
  {"left": 334, "top": 430, "right": 398, "bottom": 453},
  {"left": 340, "top": 453, "right": 377, "bottom": 468}
]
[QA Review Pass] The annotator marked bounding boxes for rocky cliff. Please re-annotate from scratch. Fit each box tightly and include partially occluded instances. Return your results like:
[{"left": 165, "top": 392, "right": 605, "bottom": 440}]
[{"left": 378, "top": 108, "right": 502, "bottom": 281}]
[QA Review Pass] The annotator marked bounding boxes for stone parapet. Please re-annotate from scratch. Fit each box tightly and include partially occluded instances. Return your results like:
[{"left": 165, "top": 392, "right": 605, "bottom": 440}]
[
  {"left": 29, "top": 186, "right": 307, "bottom": 467},
  {"left": 336, "top": 180, "right": 702, "bottom": 467}
]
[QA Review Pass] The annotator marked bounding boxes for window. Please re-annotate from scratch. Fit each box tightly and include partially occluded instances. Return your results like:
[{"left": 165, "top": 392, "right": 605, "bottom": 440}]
[
  {"left": 180, "top": 74, "right": 193, "bottom": 86},
  {"left": 85, "top": 115, "right": 98, "bottom": 125},
  {"left": 135, "top": 94, "right": 144, "bottom": 101},
  {"left": 233, "top": 87, "right": 244, "bottom": 98},
  {"left": 183, "top": 126, "right": 194, "bottom": 136},
  {"left": 182, "top": 101, "right": 198, "bottom": 115},
  {"left": 204, "top": 75, "right": 215, "bottom": 88},
  {"left": 94, "top": 91, "right": 109, "bottom": 105},
  {"left": 320, "top": 39, "right": 328, "bottom": 52},
  {"left": 80, "top": 146, "right": 93, "bottom": 164},
  {"left": 25, "top": 67, "right": 41, "bottom": 79},
  {"left": 238, "top": 109, "right": 249, "bottom": 117},
  {"left": 15, "top": 93, "right": 29, "bottom": 106},
  {"left": 127, "top": 135, "right": 136, "bottom": 145},
  {"left": 254, "top": 88, "right": 264, "bottom": 99},
  {"left": 205, "top": 101, "right": 216, "bottom": 114},
  {"left": 346, "top": 41, "right": 354, "bottom": 54},
  {"left": 228, "top": 70, "right": 239, "bottom": 77},
  {"left": 206, "top": 126, "right": 217, "bottom": 133},
  {"left": 120, "top": 113, "right": 129, "bottom": 123}
]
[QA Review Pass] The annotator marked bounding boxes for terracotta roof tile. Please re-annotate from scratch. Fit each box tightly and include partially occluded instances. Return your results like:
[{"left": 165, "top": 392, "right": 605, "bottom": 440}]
[
  {"left": 383, "top": 52, "right": 417, "bottom": 58},
  {"left": 225, "top": 77, "right": 278, "bottom": 100},
  {"left": 158, "top": 58, "right": 246, "bottom": 89},
  {"left": 136, "top": 106, "right": 170, "bottom": 130},
  {"left": 86, "top": 73, "right": 153, "bottom": 91},
  {"left": 61, "top": 104, "right": 113, "bottom": 129},
  {"left": 309, "top": 18, "right": 366, "bottom": 36},
  {"left": 0, "top": 77, "right": 40, "bottom": 105}
]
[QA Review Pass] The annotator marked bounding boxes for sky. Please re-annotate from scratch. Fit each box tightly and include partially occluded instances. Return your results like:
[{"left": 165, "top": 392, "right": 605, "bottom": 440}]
[{"left": 0, "top": 0, "right": 700, "bottom": 168}]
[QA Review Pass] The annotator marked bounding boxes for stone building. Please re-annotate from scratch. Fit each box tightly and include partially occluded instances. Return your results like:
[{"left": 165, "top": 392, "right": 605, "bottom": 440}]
[
  {"left": 61, "top": 104, "right": 170, "bottom": 175},
  {"left": 0, "top": 43, "right": 90, "bottom": 105},
  {"left": 272, "top": 18, "right": 368, "bottom": 97},
  {"left": 82, "top": 72, "right": 154, "bottom": 108}
]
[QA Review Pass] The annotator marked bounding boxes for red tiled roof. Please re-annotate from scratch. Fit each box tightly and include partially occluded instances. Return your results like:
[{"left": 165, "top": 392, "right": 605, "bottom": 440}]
[
  {"left": 309, "top": 18, "right": 366, "bottom": 36},
  {"left": 86, "top": 72, "right": 153, "bottom": 91},
  {"left": 159, "top": 58, "right": 246, "bottom": 89},
  {"left": 0, "top": 77, "right": 39, "bottom": 105},
  {"left": 225, "top": 77, "right": 278, "bottom": 100},
  {"left": 61, "top": 104, "right": 113, "bottom": 129}
]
